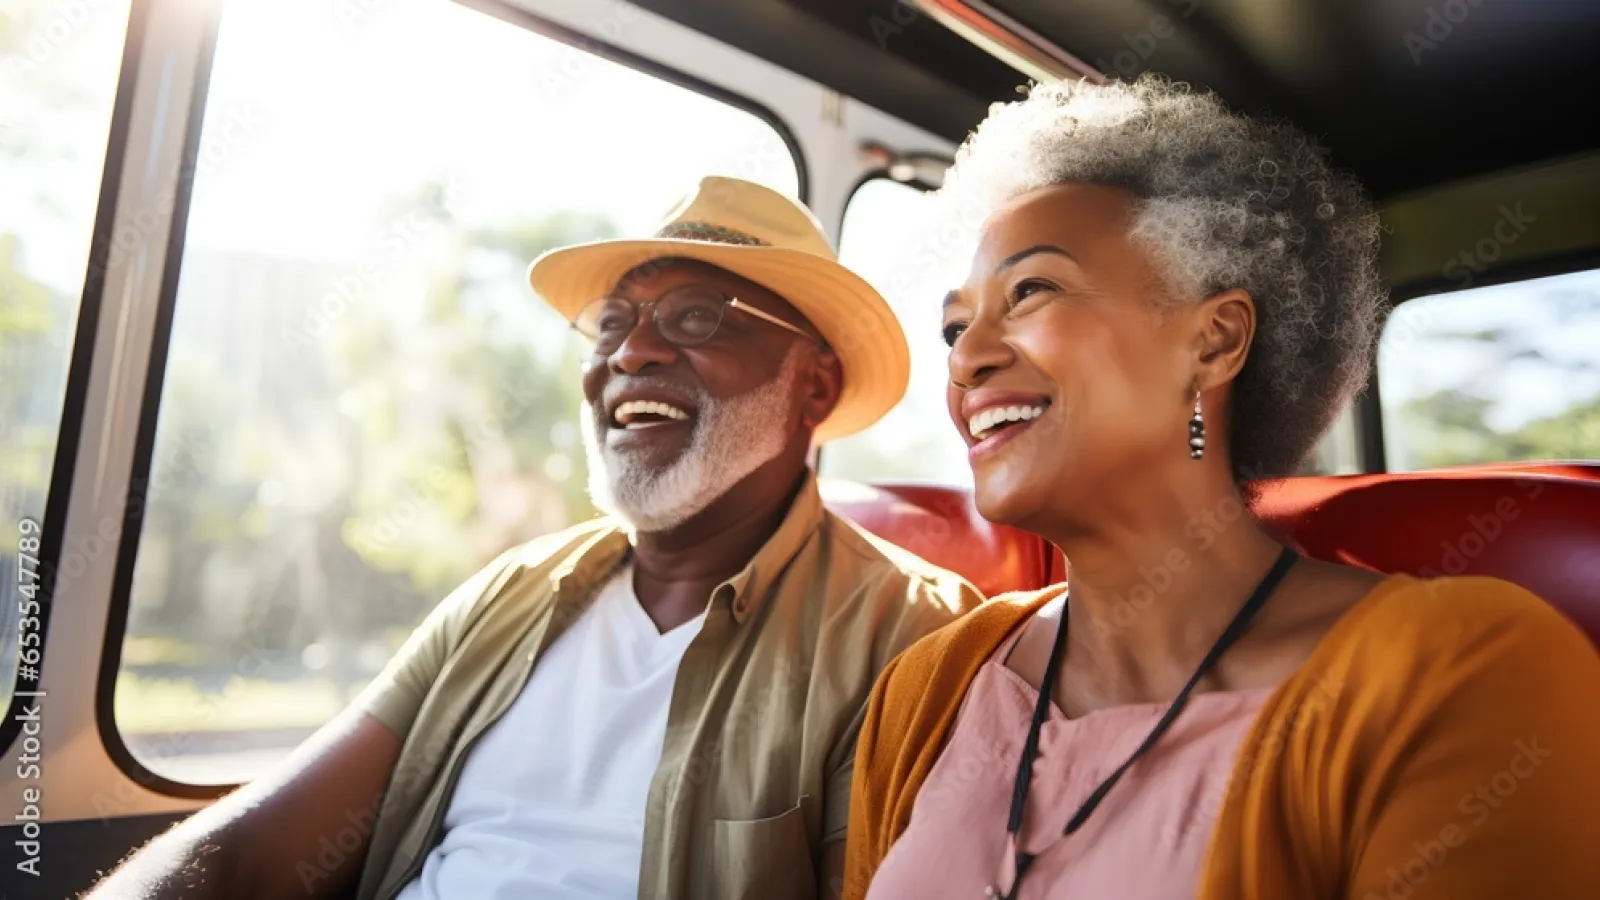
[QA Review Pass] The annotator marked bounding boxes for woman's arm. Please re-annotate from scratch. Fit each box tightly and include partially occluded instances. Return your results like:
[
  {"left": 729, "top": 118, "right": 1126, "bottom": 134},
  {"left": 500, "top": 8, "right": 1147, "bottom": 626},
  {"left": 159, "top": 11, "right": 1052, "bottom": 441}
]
[{"left": 1346, "top": 579, "right": 1600, "bottom": 898}]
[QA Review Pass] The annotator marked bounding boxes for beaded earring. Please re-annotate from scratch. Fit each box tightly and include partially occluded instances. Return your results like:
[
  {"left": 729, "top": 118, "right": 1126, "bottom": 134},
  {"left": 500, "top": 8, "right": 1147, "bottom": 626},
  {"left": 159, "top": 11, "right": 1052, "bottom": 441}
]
[{"left": 1188, "top": 390, "right": 1205, "bottom": 460}]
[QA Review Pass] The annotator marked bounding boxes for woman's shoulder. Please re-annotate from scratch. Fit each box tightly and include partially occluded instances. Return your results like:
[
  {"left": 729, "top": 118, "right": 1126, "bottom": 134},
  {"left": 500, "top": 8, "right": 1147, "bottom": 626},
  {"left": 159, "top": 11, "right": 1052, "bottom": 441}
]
[
  {"left": 1313, "top": 572, "right": 1598, "bottom": 702},
  {"left": 1343, "top": 573, "right": 1588, "bottom": 649}
]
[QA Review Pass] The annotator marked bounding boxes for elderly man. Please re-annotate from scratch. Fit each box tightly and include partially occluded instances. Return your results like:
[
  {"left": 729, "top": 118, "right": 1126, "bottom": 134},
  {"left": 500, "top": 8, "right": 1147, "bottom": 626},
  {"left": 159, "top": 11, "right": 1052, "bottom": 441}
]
[{"left": 87, "top": 176, "right": 981, "bottom": 900}]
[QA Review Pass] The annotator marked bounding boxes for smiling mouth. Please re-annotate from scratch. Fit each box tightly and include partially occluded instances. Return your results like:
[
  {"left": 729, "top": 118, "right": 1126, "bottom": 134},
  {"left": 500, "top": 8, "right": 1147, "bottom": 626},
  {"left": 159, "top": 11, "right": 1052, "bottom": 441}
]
[
  {"left": 612, "top": 400, "right": 693, "bottom": 430},
  {"left": 968, "top": 402, "right": 1048, "bottom": 442}
]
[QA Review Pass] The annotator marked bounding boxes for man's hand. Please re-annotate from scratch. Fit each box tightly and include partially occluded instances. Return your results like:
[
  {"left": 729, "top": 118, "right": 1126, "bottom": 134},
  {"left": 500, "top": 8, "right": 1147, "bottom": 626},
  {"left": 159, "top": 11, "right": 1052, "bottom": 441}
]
[{"left": 83, "top": 707, "right": 402, "bottom": 900}]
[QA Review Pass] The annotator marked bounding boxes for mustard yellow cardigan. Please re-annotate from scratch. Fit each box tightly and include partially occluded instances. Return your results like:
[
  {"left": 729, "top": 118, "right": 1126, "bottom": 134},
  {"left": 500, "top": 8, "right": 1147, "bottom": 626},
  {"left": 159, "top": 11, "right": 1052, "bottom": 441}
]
[{"left": 844, "top": 575, "right": 1600, "bottom": 899}]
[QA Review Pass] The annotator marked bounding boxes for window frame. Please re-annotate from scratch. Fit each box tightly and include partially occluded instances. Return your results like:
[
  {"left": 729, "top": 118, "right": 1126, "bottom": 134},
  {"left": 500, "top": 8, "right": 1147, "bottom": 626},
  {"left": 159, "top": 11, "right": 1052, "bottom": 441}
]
[
  {"left": 0, "top": 0, "right": 148, "bottom": 759},
  {"left": 846, "top": 166, "right": 944, "bottom": 198},
  {"left": 86, "top": 0, "right": 809, "bottom": 797}
]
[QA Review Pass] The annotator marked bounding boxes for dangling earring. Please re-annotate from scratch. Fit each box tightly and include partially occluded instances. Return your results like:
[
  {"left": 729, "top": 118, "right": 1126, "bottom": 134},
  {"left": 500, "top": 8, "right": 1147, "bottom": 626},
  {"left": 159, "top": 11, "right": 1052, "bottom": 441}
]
[{"left": 1188, "top": 389, "right": 1206, "bottom": 460}]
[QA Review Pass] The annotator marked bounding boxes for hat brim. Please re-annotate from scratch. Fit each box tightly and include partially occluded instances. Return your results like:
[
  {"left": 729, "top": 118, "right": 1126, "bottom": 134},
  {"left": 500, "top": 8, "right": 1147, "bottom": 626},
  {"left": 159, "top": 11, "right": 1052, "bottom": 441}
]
[{"left": 528, "top": 238, "right": 910, "bottom": 445}]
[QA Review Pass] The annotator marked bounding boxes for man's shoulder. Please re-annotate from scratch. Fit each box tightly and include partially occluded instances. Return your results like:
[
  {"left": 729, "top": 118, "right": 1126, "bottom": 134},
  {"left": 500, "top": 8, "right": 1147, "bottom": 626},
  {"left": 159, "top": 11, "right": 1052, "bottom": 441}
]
[
  {"left": 791, "top": 513, "right": 994, "bottom": 742},
  {"left": 813, "top": 510, "right": 985, "bottom": 622},
  {"left": 449, "top": 518, "right": 625, "bottom": 621}
]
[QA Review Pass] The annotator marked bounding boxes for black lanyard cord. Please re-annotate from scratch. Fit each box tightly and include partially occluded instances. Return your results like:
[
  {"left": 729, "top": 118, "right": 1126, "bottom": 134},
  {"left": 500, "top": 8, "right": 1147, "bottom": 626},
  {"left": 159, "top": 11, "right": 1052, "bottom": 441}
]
[{"left": 996, "top": 545, "right": 1300, "bottom": 900}]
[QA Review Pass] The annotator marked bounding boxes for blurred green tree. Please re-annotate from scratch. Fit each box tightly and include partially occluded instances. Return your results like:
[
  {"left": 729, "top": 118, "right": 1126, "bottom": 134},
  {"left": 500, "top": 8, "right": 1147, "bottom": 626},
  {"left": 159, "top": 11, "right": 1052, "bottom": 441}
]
[
  {"left": 1400, "top": 389, "right": 1600, "bottom": 468},
  {"left": 1389, "top": 300, "right": 1600, "bottom": 469},
  {"left": 335, "top": 193, "right": 613, "bottom": 608},
  {"left": 0, "top": 234, "right": 62, "bottom": 524}
]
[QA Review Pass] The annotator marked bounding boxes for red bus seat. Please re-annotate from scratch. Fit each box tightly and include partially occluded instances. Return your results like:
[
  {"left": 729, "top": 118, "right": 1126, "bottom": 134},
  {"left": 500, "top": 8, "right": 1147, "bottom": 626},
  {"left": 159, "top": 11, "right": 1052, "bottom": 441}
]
[
  {"left": 1252, "top": 464, "right": 1600, "bottom": 646},
  {"left": 823, "top": 464, "right": 1600, "bottom": 648},
  {"left": 818, "top": 478, "right": 1056, "bottom": 598}
]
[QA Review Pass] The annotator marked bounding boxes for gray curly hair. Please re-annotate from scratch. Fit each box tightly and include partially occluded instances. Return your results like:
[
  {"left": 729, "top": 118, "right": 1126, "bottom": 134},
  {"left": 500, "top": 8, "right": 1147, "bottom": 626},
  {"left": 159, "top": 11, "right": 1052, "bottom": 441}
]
[{"left": 936, "top": 74, "right": 1387, "bottom": 481}]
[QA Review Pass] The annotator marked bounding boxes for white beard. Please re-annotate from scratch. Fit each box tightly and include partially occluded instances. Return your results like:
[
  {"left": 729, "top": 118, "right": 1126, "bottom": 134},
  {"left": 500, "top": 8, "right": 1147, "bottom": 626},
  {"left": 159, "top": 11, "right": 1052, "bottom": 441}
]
[{"left": 582, "top": 346, "right": 805, "bottom": 533}]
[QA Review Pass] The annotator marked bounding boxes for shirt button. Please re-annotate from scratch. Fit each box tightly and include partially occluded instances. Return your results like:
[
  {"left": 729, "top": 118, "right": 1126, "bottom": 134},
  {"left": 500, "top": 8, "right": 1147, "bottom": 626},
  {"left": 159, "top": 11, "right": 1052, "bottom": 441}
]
[{"left": 732, "top": 596, "right": 749, "bottom": 616}]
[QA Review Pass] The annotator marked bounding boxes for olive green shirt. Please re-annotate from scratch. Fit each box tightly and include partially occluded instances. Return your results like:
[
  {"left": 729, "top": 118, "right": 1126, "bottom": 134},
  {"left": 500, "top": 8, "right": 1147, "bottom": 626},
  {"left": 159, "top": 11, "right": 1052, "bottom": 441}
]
[{"left": 352, "top": 472, "right": 982, "bottom": 900}]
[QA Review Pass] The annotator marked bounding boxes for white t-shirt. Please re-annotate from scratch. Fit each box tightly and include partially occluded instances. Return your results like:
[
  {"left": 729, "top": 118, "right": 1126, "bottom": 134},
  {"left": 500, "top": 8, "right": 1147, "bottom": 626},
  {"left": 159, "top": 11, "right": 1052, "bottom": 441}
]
[{"left": 396, "top": 564, "right": 704, "bottom": 899}]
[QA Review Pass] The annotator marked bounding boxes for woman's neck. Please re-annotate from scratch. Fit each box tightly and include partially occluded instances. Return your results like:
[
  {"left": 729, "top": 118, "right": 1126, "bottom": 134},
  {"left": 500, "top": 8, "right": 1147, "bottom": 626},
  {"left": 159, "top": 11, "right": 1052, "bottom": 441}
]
[{"left": 1040, "top": 482, "right": 1291, "bottom": 694}]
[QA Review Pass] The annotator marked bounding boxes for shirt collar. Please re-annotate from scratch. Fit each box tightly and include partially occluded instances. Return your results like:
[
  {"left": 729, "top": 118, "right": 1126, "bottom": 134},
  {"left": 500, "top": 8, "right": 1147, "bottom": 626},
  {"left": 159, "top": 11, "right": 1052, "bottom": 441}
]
[
  {"left": 555, "top": 469, "right": 826, "bottom": 625},
  {"left": 549, "top": 525, "right": 630, "bottom": 597},
  {"left": 712, "top": 468, "right": 825, "bottom": 624}
]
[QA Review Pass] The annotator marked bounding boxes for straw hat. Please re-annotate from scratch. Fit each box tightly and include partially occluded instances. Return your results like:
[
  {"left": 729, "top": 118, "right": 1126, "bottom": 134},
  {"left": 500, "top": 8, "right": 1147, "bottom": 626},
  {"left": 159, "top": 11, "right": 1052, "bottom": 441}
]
[{"left": 528, "top": 176, "right": 910, "bottom": 444}]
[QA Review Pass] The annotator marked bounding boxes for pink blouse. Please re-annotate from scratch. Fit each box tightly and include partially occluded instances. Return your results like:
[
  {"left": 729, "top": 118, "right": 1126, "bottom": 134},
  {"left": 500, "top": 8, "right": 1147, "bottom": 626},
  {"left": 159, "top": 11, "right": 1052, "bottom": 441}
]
[{"left": 865, "top": 623, "right": 1271, "bottom": 900}]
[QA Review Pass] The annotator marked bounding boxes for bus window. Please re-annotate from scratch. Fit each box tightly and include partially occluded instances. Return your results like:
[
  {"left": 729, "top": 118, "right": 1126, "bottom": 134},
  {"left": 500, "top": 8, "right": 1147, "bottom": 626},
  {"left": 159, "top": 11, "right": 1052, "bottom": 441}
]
[
  {"left": 822, "top": 177, "right": 1363, "bottom": 485},
  {"left": 824, "top": 177, "right": 972, "bottom": 486},
  {"left": 114, "top": 0, "right": 799, "bottom": 786},
  {"left": 1380, "top": 268, "right": 1600, "bottom": 471},
  {"left": 1, "top": 0, "right": 134, "bottom": 719}
]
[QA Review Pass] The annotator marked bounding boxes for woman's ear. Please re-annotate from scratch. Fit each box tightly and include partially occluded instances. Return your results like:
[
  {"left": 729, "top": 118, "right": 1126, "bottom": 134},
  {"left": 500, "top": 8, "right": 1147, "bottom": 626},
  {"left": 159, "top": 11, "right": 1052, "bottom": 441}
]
[{"left": 1191, "top": 288, "right": 1256, "bottom": 390}]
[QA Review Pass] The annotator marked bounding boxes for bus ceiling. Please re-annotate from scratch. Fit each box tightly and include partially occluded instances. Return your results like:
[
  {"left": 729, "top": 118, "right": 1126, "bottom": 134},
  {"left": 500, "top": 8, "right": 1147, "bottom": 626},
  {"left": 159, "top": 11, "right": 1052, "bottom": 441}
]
[
  {"left": 633, "top": 0, "right": 1600, "bottom": 202},
  {"left": 631, "top": 0, "right": 1600, "bottom": 290}
]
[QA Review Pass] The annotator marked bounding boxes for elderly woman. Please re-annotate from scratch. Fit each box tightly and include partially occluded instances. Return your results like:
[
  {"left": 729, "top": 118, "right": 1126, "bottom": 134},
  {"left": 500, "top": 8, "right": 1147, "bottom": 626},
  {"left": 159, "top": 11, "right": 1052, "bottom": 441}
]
[{"left": 843, "top": 76, "right": 1600, "bottom": 900}]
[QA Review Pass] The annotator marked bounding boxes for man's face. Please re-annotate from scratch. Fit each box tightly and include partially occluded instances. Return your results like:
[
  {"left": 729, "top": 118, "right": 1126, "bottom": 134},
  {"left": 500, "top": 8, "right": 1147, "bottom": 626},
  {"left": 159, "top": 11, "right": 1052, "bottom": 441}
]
[{"left": 579, "top": 259, "right": 827, "bottom": 532}]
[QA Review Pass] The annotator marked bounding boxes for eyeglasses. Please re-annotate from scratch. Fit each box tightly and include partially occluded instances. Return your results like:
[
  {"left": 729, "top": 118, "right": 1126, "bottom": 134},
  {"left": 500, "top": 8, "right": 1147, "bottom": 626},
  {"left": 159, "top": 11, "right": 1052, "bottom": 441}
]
[{"left": 571, "top": 285, "right": 817, "bottom": 354}]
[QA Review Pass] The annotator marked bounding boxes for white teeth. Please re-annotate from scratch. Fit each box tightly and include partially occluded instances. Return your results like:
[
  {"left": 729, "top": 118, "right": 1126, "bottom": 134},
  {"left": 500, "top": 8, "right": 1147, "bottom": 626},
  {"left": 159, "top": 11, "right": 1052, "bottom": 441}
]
[
  {"left": 615, "top": 400, "right": 690, "bottom": 426},
  {"left": 968, "top": 404, "right": 1046, "bottom": 440}
]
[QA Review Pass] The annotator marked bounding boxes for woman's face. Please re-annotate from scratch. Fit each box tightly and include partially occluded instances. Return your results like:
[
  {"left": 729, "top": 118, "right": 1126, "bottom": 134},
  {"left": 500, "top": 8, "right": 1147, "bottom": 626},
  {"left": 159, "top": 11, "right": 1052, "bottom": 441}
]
[{"left": 942, "top": 183, "right": 1205, "bottom": 530}]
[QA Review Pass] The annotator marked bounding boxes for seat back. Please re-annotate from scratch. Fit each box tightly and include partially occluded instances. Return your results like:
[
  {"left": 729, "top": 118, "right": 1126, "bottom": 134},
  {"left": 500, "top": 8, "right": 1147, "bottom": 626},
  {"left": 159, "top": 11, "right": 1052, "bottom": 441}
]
[
  {"left": 823, "top": 464, "right": 1600, "bottom": 648},
  {"left": 818, "top": 478, "right": 1055, "bottom": 598},
  {"left": 1252, "top": 464, "right": 1600, "bottom": 646}
]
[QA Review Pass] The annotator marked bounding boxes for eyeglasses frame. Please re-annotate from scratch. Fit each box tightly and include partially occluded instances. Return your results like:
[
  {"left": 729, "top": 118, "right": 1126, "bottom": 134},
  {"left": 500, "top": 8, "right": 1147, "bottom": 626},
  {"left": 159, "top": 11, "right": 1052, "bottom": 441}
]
[{"left": 570, "top": 288, "right": 824, "bottom": 351}]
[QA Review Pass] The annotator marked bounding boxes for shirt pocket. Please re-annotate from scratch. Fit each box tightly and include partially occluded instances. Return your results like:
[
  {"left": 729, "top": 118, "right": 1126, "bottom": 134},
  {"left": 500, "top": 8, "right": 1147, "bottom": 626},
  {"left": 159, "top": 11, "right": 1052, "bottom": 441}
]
[{"left": 707, "top": 799, "right": 817, "bottom": 900}]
